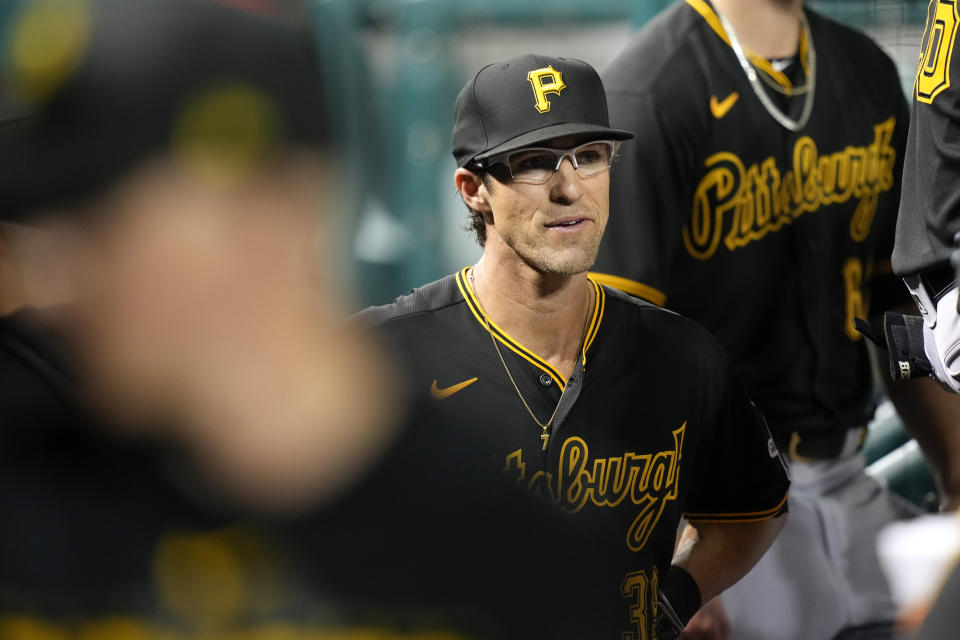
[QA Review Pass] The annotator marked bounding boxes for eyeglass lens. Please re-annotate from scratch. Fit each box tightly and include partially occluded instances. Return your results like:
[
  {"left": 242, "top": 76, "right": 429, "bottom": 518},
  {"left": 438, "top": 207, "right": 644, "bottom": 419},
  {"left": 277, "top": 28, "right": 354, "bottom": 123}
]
[{"left": 506, "top": 141, "right": 614, "bottom": 184}]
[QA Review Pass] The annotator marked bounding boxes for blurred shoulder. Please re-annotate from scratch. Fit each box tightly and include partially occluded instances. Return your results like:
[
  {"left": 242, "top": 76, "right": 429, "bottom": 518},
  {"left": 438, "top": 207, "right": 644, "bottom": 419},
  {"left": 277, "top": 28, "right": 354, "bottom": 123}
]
[
  {"left": 353, "top": 273, "right": 465, "bottom": 327},
  {"left": 0, "top": 311, "right": 76, "bottom": 436},
  {"left": 807, "top": 9, "right": 900, "bottom": 81},
  {"left": 603, "top": 1, "right": 713, "bottom": 98}
]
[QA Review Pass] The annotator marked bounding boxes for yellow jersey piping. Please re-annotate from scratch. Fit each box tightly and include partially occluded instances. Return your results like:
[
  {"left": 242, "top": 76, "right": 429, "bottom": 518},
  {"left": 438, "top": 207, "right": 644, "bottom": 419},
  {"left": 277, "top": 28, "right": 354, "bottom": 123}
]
[
  {"left": 583, "top": 276, "right": 605, "bottom": 358},
  {"left": 683, "top": 490, "right": 789, "bottom": 522},
  {"left": 685, "top": 0, "right": 808, "bottom": 92},
  {"left": 798, "top": 32, "right": 809, "bottom": 75},
  {"left": 457, "top": 267, "right": 605, "bottom": 389},
  {"left": 589, "top": 272, "right": 667, "bottom": 307},
  {"left": 457, "top": 268, "right": 566, "bottom": 389}
]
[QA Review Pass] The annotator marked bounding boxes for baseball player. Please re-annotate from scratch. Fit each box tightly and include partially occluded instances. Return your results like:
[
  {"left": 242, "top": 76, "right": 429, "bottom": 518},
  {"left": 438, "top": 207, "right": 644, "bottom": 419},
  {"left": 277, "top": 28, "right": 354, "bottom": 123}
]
[
  {"left": 359, "top": 53, "right": 790, "bottom": 639},
  {"left": 882, "top": 0, "right": 960, "bottom": 510},
  {"left": 592, "top": 0, "right": 960, "bottom": 637},
  {"left": 893, "top": 0, "right": 960, "bottom": 393}
]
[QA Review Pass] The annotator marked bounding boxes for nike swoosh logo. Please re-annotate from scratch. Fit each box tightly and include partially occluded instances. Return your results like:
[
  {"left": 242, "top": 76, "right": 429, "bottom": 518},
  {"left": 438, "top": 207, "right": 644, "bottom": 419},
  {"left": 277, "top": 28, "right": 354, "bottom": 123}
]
[
  {"left": 430, "top": 377, "right": 478, "bottom": 400},
  {"left": 710, "top": 92, "right": 739, "bottom": 119}
]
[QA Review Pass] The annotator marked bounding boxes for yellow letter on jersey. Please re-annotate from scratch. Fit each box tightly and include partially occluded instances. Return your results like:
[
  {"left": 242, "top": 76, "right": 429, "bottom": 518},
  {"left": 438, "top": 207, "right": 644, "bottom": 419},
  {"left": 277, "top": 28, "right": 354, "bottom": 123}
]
[
  {"left": 916, "top": 0, "right": 960, "bottom": 104},
  {"left": 527, "top": 66, "right": 566, "bottom": 114},
  {"left": 843, "top": 257, "right": 867, "bottom": 341}
]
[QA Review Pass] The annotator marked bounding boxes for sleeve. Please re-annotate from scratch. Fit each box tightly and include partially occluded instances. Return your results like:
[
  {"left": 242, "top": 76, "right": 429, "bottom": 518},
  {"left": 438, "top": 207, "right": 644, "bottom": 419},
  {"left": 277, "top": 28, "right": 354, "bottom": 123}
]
[
  {"left": 893, "top": 1, "right": 960, "bottom": 278},
  {"left": 869, "top": 70, "right": 914, "bottom": 313},
  {"left": 591, "top": 90, "right": 691, "bottom": 308},
  {"left": 682, "top": 355, "right": 790, "bottom": 523}
]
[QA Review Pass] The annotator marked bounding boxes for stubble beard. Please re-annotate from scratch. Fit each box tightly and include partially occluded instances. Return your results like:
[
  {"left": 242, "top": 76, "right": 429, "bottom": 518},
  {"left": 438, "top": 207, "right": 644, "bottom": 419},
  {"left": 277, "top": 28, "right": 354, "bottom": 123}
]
[{"left": 514, "top": 229, "right": 603, "bottom": 277}]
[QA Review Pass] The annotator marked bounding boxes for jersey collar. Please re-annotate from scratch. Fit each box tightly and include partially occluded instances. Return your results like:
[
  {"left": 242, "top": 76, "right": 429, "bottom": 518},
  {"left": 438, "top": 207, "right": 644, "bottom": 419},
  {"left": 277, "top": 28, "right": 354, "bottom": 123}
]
[
  {"left": 685, "top": 0, "right": 811, "bottom": 94},
  {"left": 455, "top": 267, "right": 605, "bottom": 391}
]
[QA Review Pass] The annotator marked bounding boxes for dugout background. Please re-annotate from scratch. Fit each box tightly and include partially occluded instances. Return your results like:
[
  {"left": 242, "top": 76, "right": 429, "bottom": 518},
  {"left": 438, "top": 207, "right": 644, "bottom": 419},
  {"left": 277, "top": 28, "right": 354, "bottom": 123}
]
[
  {"left": 0, "top": 0, "right": 933, "bottom": 306},
  {"left": 346, "top": 0, "right": 929, "bottom": 306}
]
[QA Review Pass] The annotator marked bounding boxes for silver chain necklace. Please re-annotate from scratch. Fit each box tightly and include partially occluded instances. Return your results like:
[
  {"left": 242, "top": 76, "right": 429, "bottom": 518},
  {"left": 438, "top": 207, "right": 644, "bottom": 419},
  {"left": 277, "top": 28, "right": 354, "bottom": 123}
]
[{"left": 717, "top": 10, "right": 816, "bottom": 132}]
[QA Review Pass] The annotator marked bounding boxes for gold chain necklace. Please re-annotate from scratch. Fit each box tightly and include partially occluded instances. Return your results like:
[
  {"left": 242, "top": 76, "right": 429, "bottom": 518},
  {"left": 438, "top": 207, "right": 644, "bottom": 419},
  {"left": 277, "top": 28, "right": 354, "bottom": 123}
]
[{"left": 469, "top": 267, "right": 593, "bottom": 451}]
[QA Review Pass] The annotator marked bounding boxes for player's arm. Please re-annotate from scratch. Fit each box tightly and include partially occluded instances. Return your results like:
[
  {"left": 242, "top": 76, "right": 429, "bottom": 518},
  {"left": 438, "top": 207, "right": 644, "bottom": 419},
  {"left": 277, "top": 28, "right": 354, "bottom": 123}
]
[
  {"left": 860, "top": 271, "right": 960, "bottom": 511},
  {"left": 673, "top": 517, "right": 785, "bottom": 604},
  {"left": 868, "top": 273, "right": 960, "bottom": 512},
  {"left": 868, "top": 305, "right": 960, "bottom": 510},
  {"left": 659, "top": 352, "right": 790, "bottom": 637}
]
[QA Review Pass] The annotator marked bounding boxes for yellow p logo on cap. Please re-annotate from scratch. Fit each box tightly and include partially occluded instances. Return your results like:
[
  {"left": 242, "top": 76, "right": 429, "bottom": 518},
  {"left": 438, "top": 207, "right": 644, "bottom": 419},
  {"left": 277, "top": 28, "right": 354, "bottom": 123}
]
[{"left": 527, "top": 66, "right": 565, "bottom": 114}]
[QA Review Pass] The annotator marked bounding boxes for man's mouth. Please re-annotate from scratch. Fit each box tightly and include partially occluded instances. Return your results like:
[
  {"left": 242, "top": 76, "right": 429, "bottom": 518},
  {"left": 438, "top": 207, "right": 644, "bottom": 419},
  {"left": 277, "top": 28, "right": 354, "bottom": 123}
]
[{"left": 545, "top": 217, "right": 588, "bottom": 229}]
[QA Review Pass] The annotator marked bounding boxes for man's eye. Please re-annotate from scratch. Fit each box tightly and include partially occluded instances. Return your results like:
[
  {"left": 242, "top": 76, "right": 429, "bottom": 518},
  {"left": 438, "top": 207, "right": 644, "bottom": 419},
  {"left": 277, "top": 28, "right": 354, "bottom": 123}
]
[
  {"left": 576, "top": 150, "right": 604, "bottom": 164},
  {"left": 514, "top": 154, "right": 554, "bottom": 172}
]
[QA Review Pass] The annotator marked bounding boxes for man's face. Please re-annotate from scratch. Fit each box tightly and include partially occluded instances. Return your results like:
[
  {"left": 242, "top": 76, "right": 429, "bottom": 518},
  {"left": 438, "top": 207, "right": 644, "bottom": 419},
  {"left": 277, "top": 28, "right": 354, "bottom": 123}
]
[
  {"left": 70, "top": 157, "right": 330, "bottom": 426},
  {"left": 481, "top": 135, "right": 610, "bottom": 276}
]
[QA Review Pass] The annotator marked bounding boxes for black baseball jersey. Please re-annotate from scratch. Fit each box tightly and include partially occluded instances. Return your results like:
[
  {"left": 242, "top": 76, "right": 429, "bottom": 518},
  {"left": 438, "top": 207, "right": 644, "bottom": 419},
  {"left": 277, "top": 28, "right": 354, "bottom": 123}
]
[
  {"left": 893, "top": 0, "right": 960, "bottom": 277},
  {"left": 594, "top": 0, "right": 911, "bottom": 438},
  {"left": 0, "top": 310, "right": 621, "bottom": 639},
  {"left": 358, "top": 269, "right": 790, "bottom": 639}
]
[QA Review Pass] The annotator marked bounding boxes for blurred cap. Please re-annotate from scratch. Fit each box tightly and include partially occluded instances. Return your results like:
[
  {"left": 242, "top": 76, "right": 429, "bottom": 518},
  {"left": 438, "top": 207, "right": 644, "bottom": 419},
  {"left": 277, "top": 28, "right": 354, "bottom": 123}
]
[
  {"left": 0, "top": 0, "right": 329, "bottom": 222},
  {"left": 451, "top": 53, "right": 632, "bottom": 169}
]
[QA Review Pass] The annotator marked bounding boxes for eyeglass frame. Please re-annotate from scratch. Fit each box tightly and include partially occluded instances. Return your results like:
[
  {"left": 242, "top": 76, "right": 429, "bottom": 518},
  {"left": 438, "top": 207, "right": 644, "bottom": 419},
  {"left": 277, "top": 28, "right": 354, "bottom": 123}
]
[{"left": 470, "top": 139, "right": 620, "bottom": 185}]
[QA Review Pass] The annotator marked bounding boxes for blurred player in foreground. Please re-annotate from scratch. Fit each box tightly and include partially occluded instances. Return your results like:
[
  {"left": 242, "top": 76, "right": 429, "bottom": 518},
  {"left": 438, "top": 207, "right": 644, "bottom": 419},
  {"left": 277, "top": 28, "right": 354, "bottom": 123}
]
[
  {"left": 359, "top": 53, "right": 790, "bottom": 639},
  {"left": 0, "top": 1, "right": 617, "bottom": 637},
  {"left": 592, "top": 0, "right": 960, "bottom": 637}
]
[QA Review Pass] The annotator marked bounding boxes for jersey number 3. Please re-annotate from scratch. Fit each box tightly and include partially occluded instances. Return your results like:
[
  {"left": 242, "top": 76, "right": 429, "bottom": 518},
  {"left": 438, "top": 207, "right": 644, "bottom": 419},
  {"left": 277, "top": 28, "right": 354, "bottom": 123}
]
[
  {"left": 916, "top": 0, "right": 960, "bottom": 104},
  {"left": 621, "top": 569, "right": 659, "bottom": 640}
]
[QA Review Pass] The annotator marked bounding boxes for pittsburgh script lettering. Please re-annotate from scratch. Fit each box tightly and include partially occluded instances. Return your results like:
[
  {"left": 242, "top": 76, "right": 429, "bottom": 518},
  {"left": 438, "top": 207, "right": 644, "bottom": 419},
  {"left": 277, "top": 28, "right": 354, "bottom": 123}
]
[
  {"left": 503, "top": 423, "right": 685, "bottom": 552},
  {"left": 682, "top": 117, "right": 897, "bottom": 260}
]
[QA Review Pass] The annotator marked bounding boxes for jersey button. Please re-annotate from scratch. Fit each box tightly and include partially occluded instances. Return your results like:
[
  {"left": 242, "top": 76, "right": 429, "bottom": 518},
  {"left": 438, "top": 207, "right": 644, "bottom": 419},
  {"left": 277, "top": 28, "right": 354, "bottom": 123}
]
[{"left": 539, "top": 374, "right": 552, "bottom": 387}]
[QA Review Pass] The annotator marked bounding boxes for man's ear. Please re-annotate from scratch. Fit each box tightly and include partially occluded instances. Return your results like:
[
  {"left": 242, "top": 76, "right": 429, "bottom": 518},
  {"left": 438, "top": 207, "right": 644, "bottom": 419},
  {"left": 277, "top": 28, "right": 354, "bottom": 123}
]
[{"left": 455, "top": 169, "right": 492, "bottom": 213}]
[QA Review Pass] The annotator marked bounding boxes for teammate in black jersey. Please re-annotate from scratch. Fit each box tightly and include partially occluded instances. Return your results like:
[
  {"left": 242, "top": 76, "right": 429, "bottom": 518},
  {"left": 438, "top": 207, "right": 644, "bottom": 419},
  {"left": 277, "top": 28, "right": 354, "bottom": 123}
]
[
  {"left": 884, "top": 4, "right": 960, "bottom": 636},
  {"left": 891, "top": 1, "right": 960, "bottom": 406},
  {"left": 359, "top": 53, "right": 789, "bottom": 639},
  {"left": 594, "top": 0, "right": 960, "bottom": 637}
]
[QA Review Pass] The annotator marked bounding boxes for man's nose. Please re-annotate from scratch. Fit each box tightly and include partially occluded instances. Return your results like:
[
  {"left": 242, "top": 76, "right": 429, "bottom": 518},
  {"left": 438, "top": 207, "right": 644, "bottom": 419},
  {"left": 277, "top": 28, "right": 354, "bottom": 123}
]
[{"left": 549, "top": 156, "right": 584, "bottom": 204}]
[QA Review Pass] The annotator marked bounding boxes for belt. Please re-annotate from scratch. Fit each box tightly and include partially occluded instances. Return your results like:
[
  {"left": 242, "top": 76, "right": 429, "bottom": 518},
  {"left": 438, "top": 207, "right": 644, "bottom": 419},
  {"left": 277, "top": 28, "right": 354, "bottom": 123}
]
[{"left": 779, "top": 426, "right": 867, "bottom": 462}]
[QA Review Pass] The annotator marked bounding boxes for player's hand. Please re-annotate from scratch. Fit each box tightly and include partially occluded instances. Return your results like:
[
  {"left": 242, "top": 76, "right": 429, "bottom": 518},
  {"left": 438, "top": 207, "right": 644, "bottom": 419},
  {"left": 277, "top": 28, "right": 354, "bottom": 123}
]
[{"left": 682, "top": 597, "right": 730, "bottom": 640}]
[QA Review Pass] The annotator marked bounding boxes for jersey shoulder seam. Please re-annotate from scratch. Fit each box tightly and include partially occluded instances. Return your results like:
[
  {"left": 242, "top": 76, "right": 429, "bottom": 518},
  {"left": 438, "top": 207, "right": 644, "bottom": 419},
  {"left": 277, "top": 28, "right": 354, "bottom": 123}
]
[
  {"left": 600, "top": 283, "right": 677, "bottom": 315},
  {"left": 353, "top": 274, "right": 465, "bottom": 326}
]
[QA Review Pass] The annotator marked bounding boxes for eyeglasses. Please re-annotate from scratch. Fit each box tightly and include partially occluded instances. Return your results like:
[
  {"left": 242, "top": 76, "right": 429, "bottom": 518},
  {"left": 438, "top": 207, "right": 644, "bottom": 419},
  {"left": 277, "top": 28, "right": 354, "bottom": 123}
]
[{"left": 478, "top": 140, "right": 619, "bottom": 185}]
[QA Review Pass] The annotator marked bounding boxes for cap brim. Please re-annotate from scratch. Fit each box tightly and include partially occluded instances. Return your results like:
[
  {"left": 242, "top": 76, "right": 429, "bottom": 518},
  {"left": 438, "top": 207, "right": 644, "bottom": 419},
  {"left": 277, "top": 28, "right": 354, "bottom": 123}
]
[{"left": 469, "top": 122, "right": 633, "bottom": 167}]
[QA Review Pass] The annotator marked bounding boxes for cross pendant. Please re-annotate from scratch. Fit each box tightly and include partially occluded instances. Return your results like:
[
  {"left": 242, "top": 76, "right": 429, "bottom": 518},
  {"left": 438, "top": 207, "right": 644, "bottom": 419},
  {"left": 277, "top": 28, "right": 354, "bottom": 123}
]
[{"left": 540, "top": 429, "right": 550, "bottom": 451}]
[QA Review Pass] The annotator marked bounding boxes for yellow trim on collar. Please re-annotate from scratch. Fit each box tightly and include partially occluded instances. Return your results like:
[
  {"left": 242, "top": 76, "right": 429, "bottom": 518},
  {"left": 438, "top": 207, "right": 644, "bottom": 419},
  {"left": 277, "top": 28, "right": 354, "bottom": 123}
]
[
  {"left": 684, "top": 0, "right": 808, "bottom": 92},
  {"left": 589, "top": 272, "right": 666, "bottom": 307},
  {"left": 457, "top": 267, "right": 606, "bottom": 388},
  {"left": 583, "top": 276, "right": 606, "bottom": 358}
]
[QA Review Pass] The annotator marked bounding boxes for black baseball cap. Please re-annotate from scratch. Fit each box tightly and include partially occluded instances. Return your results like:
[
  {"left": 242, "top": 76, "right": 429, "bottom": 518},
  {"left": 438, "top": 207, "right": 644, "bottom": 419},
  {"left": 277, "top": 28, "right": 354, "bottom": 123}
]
[
  {"left": 0, "top": 0, "right": 328, "bottom": 223},
  {"left": 452, "top": 53, "right": 633, "bottom": 169}
]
